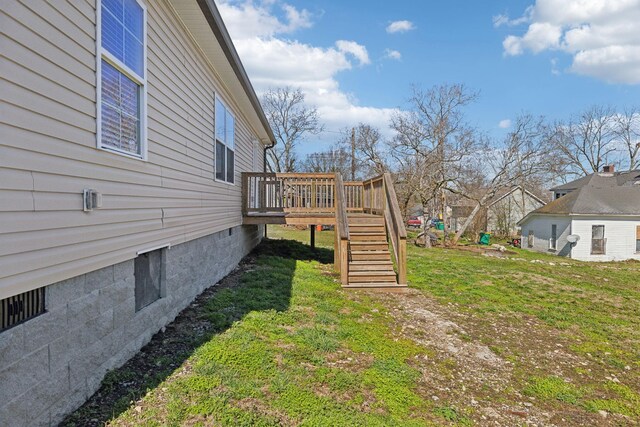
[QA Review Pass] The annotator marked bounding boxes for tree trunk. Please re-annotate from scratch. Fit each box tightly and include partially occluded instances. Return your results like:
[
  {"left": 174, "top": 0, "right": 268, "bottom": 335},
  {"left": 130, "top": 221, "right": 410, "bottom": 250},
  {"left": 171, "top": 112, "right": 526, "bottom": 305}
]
[{"left": 451, "top": 203, "right": 481, "bottom": 245}]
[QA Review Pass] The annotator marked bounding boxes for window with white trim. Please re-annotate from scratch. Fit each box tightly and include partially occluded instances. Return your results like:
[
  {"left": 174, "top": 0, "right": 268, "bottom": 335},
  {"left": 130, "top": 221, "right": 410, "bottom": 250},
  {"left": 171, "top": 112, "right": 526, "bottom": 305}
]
[
  {"left": 98, "top": 0, "right": 146, "bottom": 158},
  {"left": 591, "top": 225, "right": 606, "bottom": 255},
  {"left": 549, "top": 224, "right": 557, "bottom": 250},
  {"left": 215, "top": 96, "right": 235, "bottom": 183}
]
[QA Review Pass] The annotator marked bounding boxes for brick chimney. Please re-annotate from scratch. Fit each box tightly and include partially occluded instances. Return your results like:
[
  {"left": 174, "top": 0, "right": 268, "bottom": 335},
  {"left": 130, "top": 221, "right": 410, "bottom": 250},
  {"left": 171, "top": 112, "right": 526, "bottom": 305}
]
[{"left": 602, "top": 164, "right": 615, "bottom": 173}]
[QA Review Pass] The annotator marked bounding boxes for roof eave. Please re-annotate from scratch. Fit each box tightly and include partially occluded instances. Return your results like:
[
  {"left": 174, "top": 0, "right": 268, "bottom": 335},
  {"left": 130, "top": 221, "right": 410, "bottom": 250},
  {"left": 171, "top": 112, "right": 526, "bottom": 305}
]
[{"left": 196, "top": 0, "right": 276, "bottom": 145}]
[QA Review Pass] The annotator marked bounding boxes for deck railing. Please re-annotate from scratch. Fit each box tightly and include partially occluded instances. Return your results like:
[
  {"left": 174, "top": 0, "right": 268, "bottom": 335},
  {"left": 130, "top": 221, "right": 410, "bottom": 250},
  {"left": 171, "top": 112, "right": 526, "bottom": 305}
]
[
  {"left": 334, "top": 173, "right": 350, "bottom": 285},
  {"left": 363, "top": 173, "right": 407, "bottom": 285},
  {"left": 242, "top": 173, "right": 336, "bottom": 214}
]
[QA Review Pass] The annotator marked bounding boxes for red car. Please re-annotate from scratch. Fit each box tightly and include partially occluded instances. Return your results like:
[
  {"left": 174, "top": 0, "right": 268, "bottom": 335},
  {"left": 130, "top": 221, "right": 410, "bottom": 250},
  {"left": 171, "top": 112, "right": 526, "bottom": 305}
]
[{"left": 407, "top": 216, "right": 422, "bottom": 228}]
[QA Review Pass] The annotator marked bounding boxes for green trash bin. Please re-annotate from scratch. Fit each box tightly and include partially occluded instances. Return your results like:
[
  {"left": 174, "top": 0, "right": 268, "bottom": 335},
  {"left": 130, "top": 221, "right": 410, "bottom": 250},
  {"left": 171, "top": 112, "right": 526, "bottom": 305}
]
[
  {"left": 436, "top": 221, "right": 445, "bottom": 231},
  {"left": 479, "top": 232, "right": 491, "bottom": 245}
]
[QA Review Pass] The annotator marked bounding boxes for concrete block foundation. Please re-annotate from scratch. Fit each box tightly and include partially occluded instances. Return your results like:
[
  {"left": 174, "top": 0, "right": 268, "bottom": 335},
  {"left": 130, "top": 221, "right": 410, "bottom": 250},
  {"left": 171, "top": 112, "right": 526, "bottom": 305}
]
[{"left": 0, "top": 225, "right": 263, "bottom": 426}]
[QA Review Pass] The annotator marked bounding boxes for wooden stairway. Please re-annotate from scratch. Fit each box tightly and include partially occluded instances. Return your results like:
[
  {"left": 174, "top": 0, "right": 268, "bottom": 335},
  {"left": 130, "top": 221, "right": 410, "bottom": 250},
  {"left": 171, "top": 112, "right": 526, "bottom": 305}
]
[{"left": 343, "top": 214, "right": 407, "bottom": 289}]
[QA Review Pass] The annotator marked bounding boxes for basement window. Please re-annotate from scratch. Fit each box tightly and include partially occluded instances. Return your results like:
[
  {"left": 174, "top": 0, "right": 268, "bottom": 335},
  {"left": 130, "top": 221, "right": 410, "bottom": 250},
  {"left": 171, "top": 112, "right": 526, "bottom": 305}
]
[
  {"left": 636, "top": 226, "right": 640, "bottom": 253},
  {"left": 134, "top": 248, "right": 164, "bottom": 311},
  {"left": 1, "top": 287, "right": 46, "bottom": 332}
]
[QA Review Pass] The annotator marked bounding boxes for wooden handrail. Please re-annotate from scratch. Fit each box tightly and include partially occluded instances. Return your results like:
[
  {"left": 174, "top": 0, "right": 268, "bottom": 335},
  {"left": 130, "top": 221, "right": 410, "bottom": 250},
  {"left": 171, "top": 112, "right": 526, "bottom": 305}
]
[
  {"left": 382, "top": 173, "right": 407, "bottom": 285},
  {"left": 334, "top": 173, "right": 350, "bottom": 285}
]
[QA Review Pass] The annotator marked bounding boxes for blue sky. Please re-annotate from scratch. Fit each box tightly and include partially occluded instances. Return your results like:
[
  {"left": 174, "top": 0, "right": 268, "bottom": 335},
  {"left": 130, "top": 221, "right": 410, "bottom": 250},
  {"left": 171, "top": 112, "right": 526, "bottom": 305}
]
[{"left": 216, "top": 0, "right": 640, "bottom": 153}]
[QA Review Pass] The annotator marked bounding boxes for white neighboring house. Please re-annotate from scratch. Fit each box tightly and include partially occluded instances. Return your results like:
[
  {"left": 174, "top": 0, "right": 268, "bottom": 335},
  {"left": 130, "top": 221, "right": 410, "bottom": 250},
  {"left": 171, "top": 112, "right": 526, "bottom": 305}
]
[
  {"left": 486, "top": 186, "right": 546, "bottom": 237},
  {"left": 518, "top": 168, "right": 640, "bottom": 261}
]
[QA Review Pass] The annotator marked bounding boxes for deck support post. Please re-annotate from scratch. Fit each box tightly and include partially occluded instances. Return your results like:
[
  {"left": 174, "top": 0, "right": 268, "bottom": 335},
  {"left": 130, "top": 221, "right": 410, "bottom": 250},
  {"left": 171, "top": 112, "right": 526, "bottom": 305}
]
[{"left": 310, "top": 225, "right": 316, "bottom": 249}]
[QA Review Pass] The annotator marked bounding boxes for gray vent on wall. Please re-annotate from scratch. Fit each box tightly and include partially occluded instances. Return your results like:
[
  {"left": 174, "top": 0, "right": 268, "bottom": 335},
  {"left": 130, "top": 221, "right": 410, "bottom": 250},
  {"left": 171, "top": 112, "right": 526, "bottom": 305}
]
[
  {"left": 83, "top": 189, "right": 103, "bottom": 212},
  {"left": 1, "top": 288, "right": 46, "bottom": 332}
]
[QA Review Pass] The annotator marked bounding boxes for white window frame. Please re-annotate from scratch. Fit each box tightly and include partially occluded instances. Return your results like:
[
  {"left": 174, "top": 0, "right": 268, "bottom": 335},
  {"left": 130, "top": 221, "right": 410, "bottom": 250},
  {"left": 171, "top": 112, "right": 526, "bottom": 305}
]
[
  {"left": 591, "top": 224, "right": 606, "bottom": 255},
  {"left": 96, "top": 0, "right": 148, "bottom": 160},
  {"left": 549, "top": 224, "right": 557, "bottom": 251},
  {"left": 214, "top": 94, "right": 235, "bottom": 185}
]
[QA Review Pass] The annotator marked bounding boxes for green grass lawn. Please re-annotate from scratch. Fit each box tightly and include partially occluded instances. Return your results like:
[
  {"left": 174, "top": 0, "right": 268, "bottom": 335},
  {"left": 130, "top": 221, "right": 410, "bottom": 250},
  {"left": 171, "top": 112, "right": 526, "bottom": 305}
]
[{"left": 71, "top": 226, "right": 639, "bottom": 426}]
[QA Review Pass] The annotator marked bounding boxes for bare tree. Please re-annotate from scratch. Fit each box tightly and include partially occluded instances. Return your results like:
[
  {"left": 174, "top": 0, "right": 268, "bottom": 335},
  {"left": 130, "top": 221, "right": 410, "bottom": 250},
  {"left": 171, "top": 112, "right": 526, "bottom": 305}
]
[
  {"left": 262, "top": 87, "right": 323, "bottom": 172},
  {"left": 353, "top": 123, "right": 389, "bottom": 177},
  {"left": 390, "top": 83, "right": 479, "bottom": 243},
  {"left": 612, "top": 107, "right": 640, "bottom": 171},
  {"left": 549, "top": 105, "right": 618, "bottom": 177},
  {"left": 301, "top": 146, "right": 351, "bottom": 175},
  {"left": 451, "top": 114, "right": 550, "bottom": 244}
]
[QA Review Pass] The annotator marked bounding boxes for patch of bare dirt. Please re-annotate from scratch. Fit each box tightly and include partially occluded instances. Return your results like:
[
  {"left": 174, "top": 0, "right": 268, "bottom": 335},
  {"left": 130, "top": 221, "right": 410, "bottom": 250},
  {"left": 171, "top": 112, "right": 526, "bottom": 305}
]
[{"left": 353, "top": 288, "right": 636, "bottom": 427}]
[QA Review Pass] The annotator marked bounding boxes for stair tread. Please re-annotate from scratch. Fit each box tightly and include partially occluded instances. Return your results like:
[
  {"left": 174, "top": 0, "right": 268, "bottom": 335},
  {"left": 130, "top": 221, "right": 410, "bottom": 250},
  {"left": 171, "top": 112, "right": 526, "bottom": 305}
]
[
  {"left": 349, "top": 260, "right": 393, "bottom": 264},
  {"left": 342, "top": 283, "right": 406, "bottom": 289},
  {"left": 350, "top": 250, "right": 390, "bottom": 254},
  {"left": 349, "top": 270, "right": 396, "bottom": 276}
]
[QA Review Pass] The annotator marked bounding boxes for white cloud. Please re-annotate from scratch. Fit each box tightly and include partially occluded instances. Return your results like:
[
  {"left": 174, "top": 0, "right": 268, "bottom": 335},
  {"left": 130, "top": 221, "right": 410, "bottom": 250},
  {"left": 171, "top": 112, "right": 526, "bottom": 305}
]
[
  {"left": 498, "top": 119, "right": 512, "bottom": 129},
  {"left": 499, "top": 0, "right": 640, "bottom": 84},
  {"left": 215, "top": 0, "right": 398, "bottom": 142},
  {"left": 386, "top": 20, "right": 416, "bottom": 34},
  {"left": 550, "top": 58, "right": 560, "bottom": 75},
  {"left": 336, "top": 40, "right": 371, "bottom": 65},
  {"left": 216, "top": 0, "right": 312, "bottom": 38},
  {"left": 493, "top": 6, "right": 533, "bottom": 27},
  {"left": 384, "top": 49, "right": 402, "bottom": 60}
]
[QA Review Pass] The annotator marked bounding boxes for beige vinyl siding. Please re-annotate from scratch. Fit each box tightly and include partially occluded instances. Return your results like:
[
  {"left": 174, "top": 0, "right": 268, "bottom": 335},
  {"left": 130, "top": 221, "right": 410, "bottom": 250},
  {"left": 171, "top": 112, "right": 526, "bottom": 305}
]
[{"left": 0, "top": 0, "right": 266, "bottom": 299}]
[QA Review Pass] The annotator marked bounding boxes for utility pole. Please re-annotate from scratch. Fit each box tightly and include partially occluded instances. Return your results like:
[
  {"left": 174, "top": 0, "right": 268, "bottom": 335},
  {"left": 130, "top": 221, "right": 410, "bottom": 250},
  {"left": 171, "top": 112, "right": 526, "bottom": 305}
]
[
  {"left": 441, "top": 188, "right": 448, "bottom": 245},
  {"left": 351, "top": 127, "right": 356, "bottom": 181}
]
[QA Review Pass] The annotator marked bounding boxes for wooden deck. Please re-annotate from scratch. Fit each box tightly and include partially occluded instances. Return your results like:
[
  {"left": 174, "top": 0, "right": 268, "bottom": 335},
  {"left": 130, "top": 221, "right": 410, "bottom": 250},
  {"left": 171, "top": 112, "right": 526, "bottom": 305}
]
[
  {"left": 242, "top": 212, "right": 337, "bottom": 225},
  {"left": 241, "top": 172, "right": 407, "bottom": 289}
]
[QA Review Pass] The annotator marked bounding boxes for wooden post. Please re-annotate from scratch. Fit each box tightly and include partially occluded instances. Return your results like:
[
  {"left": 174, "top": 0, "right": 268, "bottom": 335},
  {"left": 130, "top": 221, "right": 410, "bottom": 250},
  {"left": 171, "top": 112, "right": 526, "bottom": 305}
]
[
  {"left": 398, "top": 238, "right": 407, "bottom": 285},
  {"left": 310, "top": 225, "right": 316, "bottom": 249},
  {"left": 334, "top": 223, "right": 340, "bottom": 272},
  {"left": 351, "top": 127, "right": 356, "bottom": 181},
  {"left": 340, "top": 239, "right": 349, "bottom": 286}
]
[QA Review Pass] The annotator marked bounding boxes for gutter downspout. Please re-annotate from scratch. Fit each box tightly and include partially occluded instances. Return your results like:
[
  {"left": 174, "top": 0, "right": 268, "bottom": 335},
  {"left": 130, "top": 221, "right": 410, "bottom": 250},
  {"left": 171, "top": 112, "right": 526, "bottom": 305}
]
[
  {"left": 263, "top": 140, "right": 275, "bottom": 173},
  {"left": 263, "top": 139, "right": 276, "bottom": 238}
]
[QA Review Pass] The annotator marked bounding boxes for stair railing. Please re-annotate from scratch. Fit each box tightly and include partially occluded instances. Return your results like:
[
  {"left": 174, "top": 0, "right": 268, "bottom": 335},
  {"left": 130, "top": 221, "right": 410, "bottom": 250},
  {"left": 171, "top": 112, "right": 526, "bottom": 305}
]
[
  {"left": 334, "top": 173, "right": 350, "bottom": 285},
  {"left": 363, "top": 173, "right": 407, "bottom": 285},
  {"left": 383, "top": 173, "right": 407, "bottom": 285}
]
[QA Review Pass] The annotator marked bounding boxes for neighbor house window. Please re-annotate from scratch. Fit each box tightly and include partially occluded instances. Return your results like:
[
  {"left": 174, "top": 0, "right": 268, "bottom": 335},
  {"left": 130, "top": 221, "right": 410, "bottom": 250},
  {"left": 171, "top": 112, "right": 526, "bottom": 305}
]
[
  {"left": 591, "top": 225, "right": 606, "bottom": 255},
  {"left": 215, "top": 96, "right": 235, "bottom": 183},
  {"left": 636, "top": 226, "right": 640, "bottom": 253},
  {"left": 549, "top": 224, "right": 557, "bottom": 250},
  {"left": 98, "top": 0, "right": 146, "bottom": 158}
]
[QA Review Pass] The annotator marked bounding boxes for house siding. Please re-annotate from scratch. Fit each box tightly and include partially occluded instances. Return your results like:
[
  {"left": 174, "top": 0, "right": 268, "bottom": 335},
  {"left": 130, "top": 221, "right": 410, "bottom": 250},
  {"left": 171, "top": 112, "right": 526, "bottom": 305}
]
[
  {"left": 486, "top": 188, "right": 545, "bottom": 236},
  {"left": 1, "top": 1, "right": 270, "bottom": 424},
  {"left": 570, "top": 217, "right": 640, "bottom": 262},
  {"left": 0, "top": 225, "right": 263, "bottom": 426},
  {"left": 0, "top": 0, "right": 266, "bottom": 299},
  {"left": 520, "top": 215, "right": 572, "bottom": 257}
]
